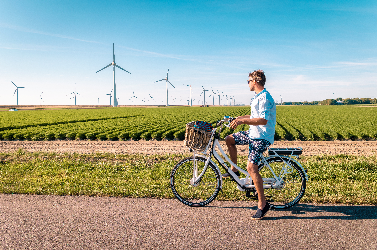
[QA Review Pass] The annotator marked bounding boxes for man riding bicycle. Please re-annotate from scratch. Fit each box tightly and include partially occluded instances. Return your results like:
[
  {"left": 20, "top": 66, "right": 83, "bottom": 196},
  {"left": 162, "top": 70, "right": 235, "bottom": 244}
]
[{"left": 225, "top": 70, "right": 276, "bottom": 220}]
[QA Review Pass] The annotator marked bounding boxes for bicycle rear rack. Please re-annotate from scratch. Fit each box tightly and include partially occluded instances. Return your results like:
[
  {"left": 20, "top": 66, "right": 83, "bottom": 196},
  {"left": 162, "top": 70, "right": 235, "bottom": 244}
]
[{"left": 268, "top": 147, "right": 303, "bottom": 156}]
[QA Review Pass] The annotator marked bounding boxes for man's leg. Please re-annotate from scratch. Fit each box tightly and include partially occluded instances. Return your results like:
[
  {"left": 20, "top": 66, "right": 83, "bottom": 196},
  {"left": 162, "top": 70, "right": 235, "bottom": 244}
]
[
  {"left": 247, "top": 162, "right": 266, "bottom": 210},
  {"left": 225, "top": 135, "right": 238, "bottom": 172},
  {"left": 247, "top": 139, "right": 271, "bottom": 219}
]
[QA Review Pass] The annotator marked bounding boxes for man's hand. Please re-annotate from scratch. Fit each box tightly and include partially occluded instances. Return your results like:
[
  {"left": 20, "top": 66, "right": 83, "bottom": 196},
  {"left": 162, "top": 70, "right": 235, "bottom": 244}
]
[{"left": 230, "top": 119, "right": 240, "bottom": 130}]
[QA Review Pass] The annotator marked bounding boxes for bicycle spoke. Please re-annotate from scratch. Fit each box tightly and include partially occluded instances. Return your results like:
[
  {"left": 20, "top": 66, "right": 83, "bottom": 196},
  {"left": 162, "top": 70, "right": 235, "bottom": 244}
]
[
  {"left": 171, "top": 156, "right": 221, "bottom": 207},
  {"left": 259, "top": 157, "right": 306, "bottom": 209}
]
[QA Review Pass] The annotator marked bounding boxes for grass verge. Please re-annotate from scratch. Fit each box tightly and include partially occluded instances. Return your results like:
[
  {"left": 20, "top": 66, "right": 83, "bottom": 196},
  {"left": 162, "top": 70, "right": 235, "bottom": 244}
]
[{"left": 0, "top": 149, "right": 376, "bottom": 205}]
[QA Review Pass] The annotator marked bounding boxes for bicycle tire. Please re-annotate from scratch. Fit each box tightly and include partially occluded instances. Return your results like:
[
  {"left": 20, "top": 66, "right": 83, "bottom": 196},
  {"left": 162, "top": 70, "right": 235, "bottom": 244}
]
[
  {"left": 170, "top": 156, "right": 221, "bottom": 207},
  {"left": 258, "top": 156, "right": 306, "bottom": 209}
]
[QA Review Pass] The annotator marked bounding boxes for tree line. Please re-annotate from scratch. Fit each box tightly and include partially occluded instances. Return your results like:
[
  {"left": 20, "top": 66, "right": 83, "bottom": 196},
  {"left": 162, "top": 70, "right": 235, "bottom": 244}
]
[{"left": 279, "top": 98, "right": 377, "bottom": 106}]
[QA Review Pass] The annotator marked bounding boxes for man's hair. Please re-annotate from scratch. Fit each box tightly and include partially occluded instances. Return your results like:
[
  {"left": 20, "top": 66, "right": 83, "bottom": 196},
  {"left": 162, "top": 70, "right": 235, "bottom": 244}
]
[{"left": 249, "top": 70, "right": 266, "bottom": 86}]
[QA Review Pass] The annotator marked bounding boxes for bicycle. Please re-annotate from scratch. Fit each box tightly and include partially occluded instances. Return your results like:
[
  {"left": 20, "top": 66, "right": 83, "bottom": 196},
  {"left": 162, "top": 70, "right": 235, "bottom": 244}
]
[{"left": 170, "top": 116, "right": 309, "bottom": 209}]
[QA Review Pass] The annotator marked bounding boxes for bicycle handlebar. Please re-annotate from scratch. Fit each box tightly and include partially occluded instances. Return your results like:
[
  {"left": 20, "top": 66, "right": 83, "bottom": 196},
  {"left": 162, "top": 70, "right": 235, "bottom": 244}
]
[{"left": 216, "top": 116, "right": 236, "bottom": 128}]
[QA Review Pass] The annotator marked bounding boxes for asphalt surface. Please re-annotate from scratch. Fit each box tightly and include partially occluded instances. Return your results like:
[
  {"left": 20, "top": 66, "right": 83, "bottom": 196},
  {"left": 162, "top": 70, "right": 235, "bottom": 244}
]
[{"left": 0, "top": 194, "right": 376, "bottom": 250}]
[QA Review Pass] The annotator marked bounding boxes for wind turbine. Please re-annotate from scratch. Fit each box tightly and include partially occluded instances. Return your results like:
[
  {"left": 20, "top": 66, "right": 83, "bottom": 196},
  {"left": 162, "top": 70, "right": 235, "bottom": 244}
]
[
  {"left": 40, "top": 92, "right": 44, "bottom": 105},
  {"left": 186, "top": 84, "right": 192, "bottom": 106},
  {"left": 96, "top": 43, "right": 131, "bottom": 107},
  {"left": 155, "top": 69, "right": 175, "bottom": 106},
  {"left": 211, "top": 89, "right": 217, "bottom": 106},
  {"left": 67, "top": 92, "right": 79, "bottom": 105},
  {"left": 106, "top": 93, "right": 112, "bottom": 105},
  {"left": 106, "top": 89, "right": 113, "bottom": 106},
  {"left": 215, "top": 90, "right": 222, "bottom": 106},
  {"left": 229, "top": 95, "right": 234, "bottom": 106},
  {"left": 11, "top": 81, "right": 24, "bottom": 105},
  {"left": 201, "top": 86, "right": 208, "bottom": 106}
]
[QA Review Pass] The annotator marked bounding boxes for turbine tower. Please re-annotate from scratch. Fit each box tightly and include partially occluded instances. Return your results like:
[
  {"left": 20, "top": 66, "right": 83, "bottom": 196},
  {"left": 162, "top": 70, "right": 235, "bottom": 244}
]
[
  {"left": 201, "top": 86, "right": 208, "bottom": 106},
  {"left": 96, "top": 43, "right": 131, "bottom": 107},
  {"left": 40, "top": 92, "right": 44, "bottom": 105},
  {"left": 186, "top": 84, "right": 192, "bottom": 106},
  {"left": 11, "top": 81, "right": 24, "bottom": 105},
  {"left": 106, "top": 93, "right": 112, "bottom": 106},
  {"left": 155, "top": 69, "right": 175, "bottom": 106},
  {"left": 67, "top": 92, "right": 79, "bottom": 105},
  {"left": 211, "top": 89, "right": 217, "bottom": 106}
]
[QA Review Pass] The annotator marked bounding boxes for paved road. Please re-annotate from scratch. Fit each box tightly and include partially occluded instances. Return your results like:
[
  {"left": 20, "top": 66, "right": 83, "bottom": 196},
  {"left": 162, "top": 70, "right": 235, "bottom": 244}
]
[{"left": 0, "top": 194, "right": 376, "bottom": 249}]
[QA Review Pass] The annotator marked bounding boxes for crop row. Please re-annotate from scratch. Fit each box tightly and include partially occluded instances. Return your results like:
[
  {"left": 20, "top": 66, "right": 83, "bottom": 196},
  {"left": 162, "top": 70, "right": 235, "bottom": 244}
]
[
  {"left": 0, "top": 107, "right": 249, "bottom": 141},
  {"left": 0, "top": 106, "right": 376, "bottom": 141}
]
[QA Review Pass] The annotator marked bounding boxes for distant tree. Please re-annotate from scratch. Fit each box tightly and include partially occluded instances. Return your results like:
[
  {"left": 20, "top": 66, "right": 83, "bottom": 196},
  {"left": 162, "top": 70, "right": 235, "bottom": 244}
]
[
  {"left": 343, "top": 98, "right": 355, "bottom": 105},
  {"left": 353, "top": 98, "right": 362, "bottom": 104},
  {"left": 283, "top": 98, "right": 375, "bottom": 105},
  {"left": 360, "top": 98, "right": 371, "bottom": 104},
  {"left": 321, "top": 99, "right": 337, "bottom": 105}
]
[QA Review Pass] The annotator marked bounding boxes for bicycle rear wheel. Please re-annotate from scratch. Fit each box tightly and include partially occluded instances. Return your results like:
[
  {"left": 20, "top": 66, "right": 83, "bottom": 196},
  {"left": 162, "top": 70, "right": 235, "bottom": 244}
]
[
  {"left": 170, "top": 156, "right": 221, "bottom": 207},
  {"left": 259, "top": 156, "right": 306, "bottom": 209}
]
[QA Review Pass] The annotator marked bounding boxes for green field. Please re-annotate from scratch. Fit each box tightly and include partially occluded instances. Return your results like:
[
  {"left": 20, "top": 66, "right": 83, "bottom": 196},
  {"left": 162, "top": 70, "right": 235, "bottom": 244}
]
[
  {"left": 0, "top": 106, "right": 376, "bottom": 141},
  {"left": 0, "top": 106, "right": 376, "bottom": 205},
  {"left": 0, "top": 150, "right": 376, "bottom": 205}
]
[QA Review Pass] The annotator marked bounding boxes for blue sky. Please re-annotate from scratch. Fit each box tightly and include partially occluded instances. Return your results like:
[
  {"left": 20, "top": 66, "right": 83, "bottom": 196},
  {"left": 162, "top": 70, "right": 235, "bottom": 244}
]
[{"left": 0, "top": 0, "right": 376, "bottom": 106}]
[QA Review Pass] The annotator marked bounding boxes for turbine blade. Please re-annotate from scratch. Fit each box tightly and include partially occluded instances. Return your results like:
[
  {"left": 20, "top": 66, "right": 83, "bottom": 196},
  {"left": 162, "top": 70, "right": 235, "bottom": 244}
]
[
  {"left": 115, "top": 65, "right": 131, "bottom": 74},
  {"left": 168, "top": 81, "right": 175, "bottom": 88},
  {"left": 155, "top": 79, "right": 166, "bottom": 82},
  {"left": 96, "top": 63, "right": 112, "bottom": 73},
  {"left": 11, "top": 81, "right": 17, "bottom": 87}
]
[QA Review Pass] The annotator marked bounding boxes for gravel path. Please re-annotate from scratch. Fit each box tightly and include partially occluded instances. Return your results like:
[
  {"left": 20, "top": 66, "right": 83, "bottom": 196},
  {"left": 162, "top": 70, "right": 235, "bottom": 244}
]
[
  {"left": 0, "top": 194, "right": 376, "bottom": 250},
  {"left": 0, "top": 140, "right": 376, "bottom": 156}
]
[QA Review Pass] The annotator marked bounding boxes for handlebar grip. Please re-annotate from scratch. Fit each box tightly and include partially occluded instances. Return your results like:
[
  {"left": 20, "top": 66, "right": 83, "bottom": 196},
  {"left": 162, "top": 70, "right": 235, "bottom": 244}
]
[{"left": 223, "top": 116, "right": 235, "bottom": 121}]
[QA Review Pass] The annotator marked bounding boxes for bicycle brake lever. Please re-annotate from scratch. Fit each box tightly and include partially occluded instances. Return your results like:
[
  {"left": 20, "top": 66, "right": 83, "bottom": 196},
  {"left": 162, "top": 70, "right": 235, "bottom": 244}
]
[{"left": 225, "top": 117, "right": 235, "bottom": 128}]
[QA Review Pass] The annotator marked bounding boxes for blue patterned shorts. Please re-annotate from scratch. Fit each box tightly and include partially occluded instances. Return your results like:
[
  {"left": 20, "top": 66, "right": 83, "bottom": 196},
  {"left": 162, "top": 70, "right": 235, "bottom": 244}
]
[{"left": 231, "top": 130, "right": 271, "bottom": 165}]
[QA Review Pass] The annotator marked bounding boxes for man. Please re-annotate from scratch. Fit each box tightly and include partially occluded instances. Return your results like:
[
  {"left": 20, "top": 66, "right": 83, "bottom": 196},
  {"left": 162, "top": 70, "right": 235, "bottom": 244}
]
[{"left": 224, "top": 70, "right": 276, "bottom": 220}]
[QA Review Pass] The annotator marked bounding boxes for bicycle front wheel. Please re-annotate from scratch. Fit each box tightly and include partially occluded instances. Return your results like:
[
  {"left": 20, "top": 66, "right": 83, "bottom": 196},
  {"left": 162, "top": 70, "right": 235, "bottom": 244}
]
[
  {"left": 259, "top": 156, "right": 306, "bottom": 209},
  {"left": 170, "top": 156, "right": 221, "bottom": 207}
]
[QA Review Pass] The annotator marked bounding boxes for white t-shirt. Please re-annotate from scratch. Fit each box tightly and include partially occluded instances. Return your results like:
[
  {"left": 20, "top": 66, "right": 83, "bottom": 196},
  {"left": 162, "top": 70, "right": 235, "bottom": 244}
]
[{"left": 249, "top": 89, "right": 276, "bottom": 144}]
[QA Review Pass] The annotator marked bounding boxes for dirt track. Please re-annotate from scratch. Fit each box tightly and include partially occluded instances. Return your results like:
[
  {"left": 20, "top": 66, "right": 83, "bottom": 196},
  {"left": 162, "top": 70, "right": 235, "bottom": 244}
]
[{"left": 0, "top": 140, "right": 376, "bottom": 156}]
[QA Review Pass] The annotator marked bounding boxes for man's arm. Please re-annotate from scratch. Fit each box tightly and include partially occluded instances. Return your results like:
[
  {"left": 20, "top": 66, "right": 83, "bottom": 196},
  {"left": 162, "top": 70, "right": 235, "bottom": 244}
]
[
  {"left": 230, "top": 117, "right": 267, "bottom": 130},
  {"left": 236, "top": 115, "right": 251, "bottom": 119}
]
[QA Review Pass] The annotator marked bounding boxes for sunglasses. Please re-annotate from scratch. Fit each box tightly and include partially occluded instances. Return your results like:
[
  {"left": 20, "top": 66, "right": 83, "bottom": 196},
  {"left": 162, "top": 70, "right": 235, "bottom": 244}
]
[{"left": 247, "top": 79, "right": 254, "bottom": 84}]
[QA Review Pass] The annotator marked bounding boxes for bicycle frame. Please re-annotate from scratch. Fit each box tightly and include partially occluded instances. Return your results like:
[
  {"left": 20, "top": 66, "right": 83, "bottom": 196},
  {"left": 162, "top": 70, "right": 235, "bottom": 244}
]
[{"left": 191, "top": 126, "right": 308, "bottom": 191}]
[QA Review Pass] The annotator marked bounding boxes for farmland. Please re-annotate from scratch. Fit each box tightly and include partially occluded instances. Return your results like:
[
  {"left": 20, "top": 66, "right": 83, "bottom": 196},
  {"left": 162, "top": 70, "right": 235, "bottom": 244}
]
[
  {"left": 0, "top": 106, "right": 376, "bottom": 205},
  {"left": 0, "top": 106, "right": 376, "bottom": 141}
]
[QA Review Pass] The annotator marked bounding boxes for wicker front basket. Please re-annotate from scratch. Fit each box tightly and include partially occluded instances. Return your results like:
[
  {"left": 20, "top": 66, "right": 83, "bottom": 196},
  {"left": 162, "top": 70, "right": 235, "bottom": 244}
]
[{"left": 184, "top": 121, "right": 212, "bottom": 151}]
